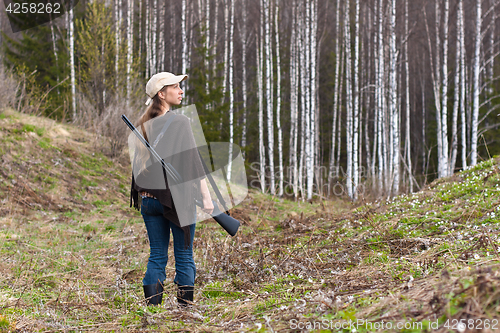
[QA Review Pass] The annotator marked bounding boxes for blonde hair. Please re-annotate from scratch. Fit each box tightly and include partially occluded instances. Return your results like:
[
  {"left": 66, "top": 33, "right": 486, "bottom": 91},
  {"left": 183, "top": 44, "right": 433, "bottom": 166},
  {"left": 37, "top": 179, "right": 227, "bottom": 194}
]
[{"left": 135, "top": 85, "right": 170, "bottom": 175}]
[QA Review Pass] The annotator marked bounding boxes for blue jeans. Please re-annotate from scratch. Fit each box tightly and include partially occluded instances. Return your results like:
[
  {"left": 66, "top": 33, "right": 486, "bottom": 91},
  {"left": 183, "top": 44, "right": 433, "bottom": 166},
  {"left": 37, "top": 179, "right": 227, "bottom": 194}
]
[{"left": 141, "top": 197, "right": 196, "bottom": 287}]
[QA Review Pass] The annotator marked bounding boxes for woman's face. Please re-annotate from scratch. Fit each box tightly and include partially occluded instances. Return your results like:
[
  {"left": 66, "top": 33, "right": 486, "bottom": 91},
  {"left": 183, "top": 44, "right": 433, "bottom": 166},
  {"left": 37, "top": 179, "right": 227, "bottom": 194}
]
[{"left": 158, "top": 83, "right": 184, "bottom": 108}]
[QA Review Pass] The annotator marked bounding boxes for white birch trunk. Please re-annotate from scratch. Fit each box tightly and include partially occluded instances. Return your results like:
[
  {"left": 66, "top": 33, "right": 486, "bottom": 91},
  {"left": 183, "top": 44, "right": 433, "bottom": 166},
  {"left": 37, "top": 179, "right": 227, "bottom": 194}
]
[
  {"left": 352, "top": 0, "right": 360, "bottom": 200},
  {"left": 264, "top": 0, "right": 275, "bottom": 195},
  {"left": 138, "top": 0, "right": 142, "bottom": 68},
  {"left": 69, "top": 2, "right": 76, "bottom": 119},
  {"left": 152, "top": 0, "right": 157, "bottom": 73},
  {"left": 377, "top": 0, "right": 386, "bottom": 194},
  {"left": 471, "top": 0, "right": 482, "bottom": 166},
  {"left": 240, "top": 0, "right": 248, "bottom": 153},
  {"left": 309, "top": 0, "right": 318, "bottom": 200},
  {"left": 405, "top": 0, "right": 412, "bottom": 192},
  {"left": 205, "top": 0, "right": 210, "bottom": 96},
  {"left": 389, "top": 0, "right": 399, "bottom": 195},
  {"left": 372, "top": 2, "right": 379, "bottom": 185},
  {"left": 227, "top": 0, "right": 234, "bottom": 181},
  {"left": 345, "top": 0, "right": 353, "bottom": 200},
  {"left": 336, "top": 44, "right": 344, "bottom": 173},
  {"left": 145, "top": 0, "right": 150, "bottom": 77},
  {"left": 158, "top": 1, "right": 164, "bottom": 71},
  {"left": 441, "top": 0, "right": 449, "bottom": 176},
  {"left": 182, "top": 0, "right": 187, "bottom": 74},
  {"left": 329, "top": 0, "right": 342, "bottom": 184},
  {"left": 212, "top": 0, "right": 219, "bottom": 76},
  {"left": 305, "top": 0, "right": 312, "bottom": 199},
  {"left": 459, "top": 0, "right": 467, "bottom": 169},
  {"left": 314, "top": 0, "right": 321, "bottom": 197},
  {"left": 50, "top": 21, "right": 59, "bottom": 87},
  {"left": 115, "top": 0, "right": 121, "bottom": 86},
  {"left": 425, "top": 2, "right": 444, "bottom": 178},
  {"left": 298, "top": 0, "right": 306, "bottom": 198},
  {"left": 450, "top": 0, "right": 461, "bottom": 175},
  {"left": 169, "top": 1, "right": 173, "bottom": 70},
  {"left": 290, "top": 1, "right": 299, "bottom": 199},
  {"left": 364, "top": 6, "right": 373, "bottom": 180},
  {"left": 258, "top": 0, "right": 266, "bottom": 193},
  {"left": 275, "top": 4, "right": 284, "bottom": 197},
  {"left": 222, "top": 0, "right": 229, "bottom": 96},
  {"left": 126, "top": 0, "right": 134, "bottom": 107},
  {"left": 488, "top": 0, "right": 496, "bottom": 91}
]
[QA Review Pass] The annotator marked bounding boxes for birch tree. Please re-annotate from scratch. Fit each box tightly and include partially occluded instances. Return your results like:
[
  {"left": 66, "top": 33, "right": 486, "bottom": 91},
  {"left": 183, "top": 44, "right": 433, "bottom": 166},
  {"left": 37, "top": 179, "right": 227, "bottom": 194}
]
[
  {"left": 308, "top": 0, "right": 318, "bottom": 200},
  {"left": 424, "top": 2, "right": 445, "bottom": 178},
  {"left": 450, "top": 0, "right": 461, "bottom": 175},
  {"left": 471, "top": 0, "right": 482, "bottom": 166},
  {"left": 227, "top": 0, "right": 235, "bottom": 181},
  {"left": 352, "top": 0, "right": 360, "bottom": 200},
  {"left": 138, "top": 0, "right": 142, "bottom": 66},
  {"left": 222, "top": 0, "right": 230, "bottom": 96},
  {"left": 115, "top": 0, "right": 121, "bottom": 86},
  {"left": 50, "top": 20, "right": 59, "bottom": 87},
  {"left": 264, "top": 0, "right": 275, "bottom": 194},
  {"left": 182, "top": 0, "right": 188, "bottom": 75},
  {"left": 158, "top": 1, "right": 164, "bottom": 71},
  {"left": 488, "top": 0, "right": 496, "bottom": 91},
  {"left": 151, "top": 0, "right": 157, "bottom": 73},
  {"left": 459, "top": 0, "right": 467, "bottom": 170},
  {"left": 404, "top": 0, "right": 412, "bottom": 192},
  {"left": 240, "top": 0, "right": 248, "bottom": 153},
  {"left": 69, "top": 0, "right": 76, "bottom": 119},
  {"left": 258, "top": 0, "right": 266, "bottom": 193},
  {"left": 290, "top": 0, "right": 299, "bottom": 199},
  {"left": 376, "top": 0, "right": 386, "bottom": 194},
  {"left": 145, "top": 0, "right": 150, "bottom": 77},
  {"left": 344, "top": 0, "right": 353, "bottom": 199},
  {"left": 212, "top": 0, "right": 219, "bottom": 76},
  {"left": 298, "top": 0, "right": 306, "bottom": 198},
  {"left": 441, "top": 0, "right": 449, "bottom": 177},
  {"left": 205, "top": 0, "right": 211, "bottom": 96},
  {"left": 126, "top": 0, "right": 134, "bottom": 107},
  {"left": 389, "top": 0, "right": 399, "bottom": 195},
  {"left": 275, "top": 4, "right": 284, "bottom": 197},
  {"left": 329, "top": 0, "right": 342, "bottom": 185}
]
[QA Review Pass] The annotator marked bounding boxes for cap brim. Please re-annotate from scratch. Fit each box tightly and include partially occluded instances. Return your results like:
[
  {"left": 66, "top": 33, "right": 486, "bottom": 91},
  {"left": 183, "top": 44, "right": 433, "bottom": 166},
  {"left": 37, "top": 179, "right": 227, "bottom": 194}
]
[{"left": 173, "top": 74, "right": 188, "bottom": 84}]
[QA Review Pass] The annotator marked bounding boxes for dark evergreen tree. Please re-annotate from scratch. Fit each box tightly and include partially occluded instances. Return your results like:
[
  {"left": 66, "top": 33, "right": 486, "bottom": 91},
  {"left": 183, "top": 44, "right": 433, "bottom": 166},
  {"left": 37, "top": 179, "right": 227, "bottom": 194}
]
[
  {"left": 186, "top": 25, "right": 230, "bottom": 144},
  {"left": 2, "top": 25, "right": 70, "bottom": 120}
]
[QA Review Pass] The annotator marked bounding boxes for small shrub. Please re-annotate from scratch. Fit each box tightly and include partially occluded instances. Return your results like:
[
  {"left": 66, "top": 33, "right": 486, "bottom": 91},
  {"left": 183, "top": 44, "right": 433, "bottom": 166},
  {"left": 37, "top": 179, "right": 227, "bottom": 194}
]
[
  {"left": 0, "top": 314, "right": 13, "bottom": 333},
  {"left": 38, "top": 137, "right": 52, "bottom": 149},
  {"left": 82, "top": 224, "right": 96, "bottom": 233},
  {"left": 22, "top": 124, "right": 36, "bottom": 133}
]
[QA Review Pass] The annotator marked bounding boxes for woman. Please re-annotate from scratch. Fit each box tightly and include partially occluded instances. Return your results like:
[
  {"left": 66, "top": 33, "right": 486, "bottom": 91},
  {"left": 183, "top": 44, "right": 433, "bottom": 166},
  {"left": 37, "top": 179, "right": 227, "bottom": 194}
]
[{"left": 130, "top": 72, "right": 214, "bottom": 307}]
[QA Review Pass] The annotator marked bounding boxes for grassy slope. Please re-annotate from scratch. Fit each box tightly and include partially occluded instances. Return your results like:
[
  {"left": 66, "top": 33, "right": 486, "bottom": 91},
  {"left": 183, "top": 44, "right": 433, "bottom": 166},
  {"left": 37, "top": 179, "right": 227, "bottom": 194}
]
[{"left": 0, "top": 109, "right": 499, "bottom": 332}]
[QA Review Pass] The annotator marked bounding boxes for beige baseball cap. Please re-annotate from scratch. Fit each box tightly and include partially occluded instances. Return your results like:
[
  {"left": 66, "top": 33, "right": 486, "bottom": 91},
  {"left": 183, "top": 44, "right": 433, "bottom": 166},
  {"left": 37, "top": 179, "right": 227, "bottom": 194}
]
[{"left": 145, "top": 72, "right": 188, "bottom": 105}]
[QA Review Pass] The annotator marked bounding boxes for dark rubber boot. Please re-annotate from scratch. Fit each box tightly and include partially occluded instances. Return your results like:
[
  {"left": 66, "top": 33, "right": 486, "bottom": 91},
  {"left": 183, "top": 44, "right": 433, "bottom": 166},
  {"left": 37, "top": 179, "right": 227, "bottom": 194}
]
[
  {"left": 143, "top": 282, "right": 164, "bottom": 306},
  {"left": 177, "top": 286, "right": 194, "bottom": 307}
]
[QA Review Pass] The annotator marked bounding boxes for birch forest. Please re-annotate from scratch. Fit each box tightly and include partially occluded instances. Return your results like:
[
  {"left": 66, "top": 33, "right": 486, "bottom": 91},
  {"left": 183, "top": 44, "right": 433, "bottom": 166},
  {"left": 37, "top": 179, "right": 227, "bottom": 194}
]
[{"left": 2, "top": 0, "right": 500, "bottom": 202}]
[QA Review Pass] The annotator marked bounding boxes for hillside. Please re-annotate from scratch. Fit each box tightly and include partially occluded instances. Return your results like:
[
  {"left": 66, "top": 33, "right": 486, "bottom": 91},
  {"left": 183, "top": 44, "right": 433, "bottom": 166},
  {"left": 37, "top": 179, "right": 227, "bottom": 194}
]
[{"left": 0, "top": 109, "right": 499, "bottom": 332}]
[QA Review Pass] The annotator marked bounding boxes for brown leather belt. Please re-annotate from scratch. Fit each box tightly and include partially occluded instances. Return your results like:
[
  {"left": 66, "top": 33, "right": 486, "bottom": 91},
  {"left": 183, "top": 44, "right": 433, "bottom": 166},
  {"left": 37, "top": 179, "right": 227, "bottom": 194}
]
[{"left": 140, "top": 191, "right": 157, "bottom": 199}]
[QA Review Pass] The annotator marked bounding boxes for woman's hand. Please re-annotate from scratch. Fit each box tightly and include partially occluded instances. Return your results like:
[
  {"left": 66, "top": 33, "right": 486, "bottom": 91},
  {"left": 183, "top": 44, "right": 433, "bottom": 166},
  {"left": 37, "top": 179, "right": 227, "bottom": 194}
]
[
  {"left": 199, "top": 178, "right": 214, "bottom": 214},
  {"left": 202, "top": 198, "right": 214, "bottom": 215}
]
